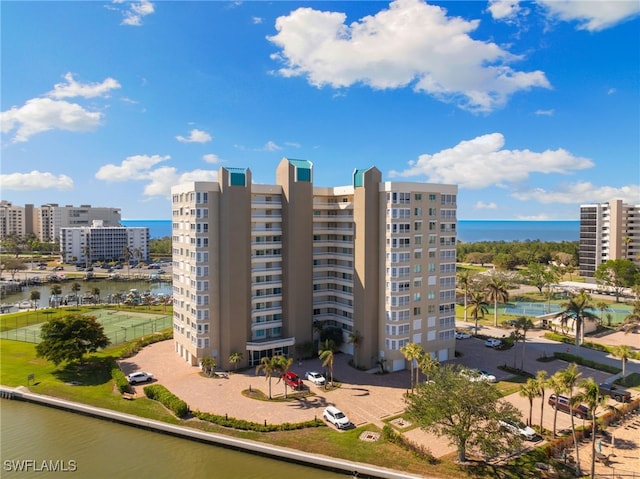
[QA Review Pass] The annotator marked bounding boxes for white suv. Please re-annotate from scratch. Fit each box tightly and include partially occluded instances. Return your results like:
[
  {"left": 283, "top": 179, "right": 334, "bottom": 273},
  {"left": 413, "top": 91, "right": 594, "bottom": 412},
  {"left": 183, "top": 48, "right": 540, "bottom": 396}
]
[
  {"left": 127, "top": 371, "right": 153, "bottom": 384},
  {"left": 323, "top": 406, "right": 350, "bottom": 429}
]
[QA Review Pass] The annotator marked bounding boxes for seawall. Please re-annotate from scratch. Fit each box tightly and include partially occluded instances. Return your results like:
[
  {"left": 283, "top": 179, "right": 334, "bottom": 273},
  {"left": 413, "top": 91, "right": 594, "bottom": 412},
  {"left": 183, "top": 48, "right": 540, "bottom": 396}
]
[{"left": 0, "top": 385, "right": 424, "bottom": 479}]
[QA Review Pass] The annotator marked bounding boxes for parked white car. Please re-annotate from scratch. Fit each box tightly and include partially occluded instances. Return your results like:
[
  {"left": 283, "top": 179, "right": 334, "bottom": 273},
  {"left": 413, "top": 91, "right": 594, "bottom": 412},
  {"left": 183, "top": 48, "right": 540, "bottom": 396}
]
[
  {"left": 305, "top": 371, "right": 326, "bottom": 385},
  {"left": 484, "top": 338, "right": 502, "bottom": 348},
  {"left": 460, "top": 368, "right": 497, "bottom": 383},
  {"left": 127, "top": 371, "right": 153, "bottom": 384},
  {"left": 499, "top": 420, "right": 537, "bottom": 441},
  {"left": 323, "top": 406, "right": 351, "bottom": 430},
  {"left": 455, "top": 331, "right": 472, "bottom": 339}
]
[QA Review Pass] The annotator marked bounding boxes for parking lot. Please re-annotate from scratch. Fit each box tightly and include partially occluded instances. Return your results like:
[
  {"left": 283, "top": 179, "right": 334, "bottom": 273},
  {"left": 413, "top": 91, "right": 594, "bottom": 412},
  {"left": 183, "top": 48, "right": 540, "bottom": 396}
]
[{"left": 120, "top": 330, "right": 639, "bottom": 468}]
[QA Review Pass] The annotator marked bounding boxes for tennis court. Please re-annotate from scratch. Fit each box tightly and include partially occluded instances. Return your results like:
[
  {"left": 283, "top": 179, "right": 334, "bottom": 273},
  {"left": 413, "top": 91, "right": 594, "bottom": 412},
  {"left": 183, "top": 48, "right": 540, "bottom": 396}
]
[
  {"left": 503, "top": 301, "right": 631, "bottom": 324},
  {"left": 0, "top": 309, "right": 172, "bottom": 345}
]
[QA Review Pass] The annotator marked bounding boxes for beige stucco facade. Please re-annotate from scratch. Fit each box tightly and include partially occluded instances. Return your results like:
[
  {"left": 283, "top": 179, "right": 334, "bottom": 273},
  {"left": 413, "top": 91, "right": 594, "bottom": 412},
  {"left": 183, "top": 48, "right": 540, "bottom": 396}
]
[{"left": 171, "top": 158, "right": 457, "bottom": 372}]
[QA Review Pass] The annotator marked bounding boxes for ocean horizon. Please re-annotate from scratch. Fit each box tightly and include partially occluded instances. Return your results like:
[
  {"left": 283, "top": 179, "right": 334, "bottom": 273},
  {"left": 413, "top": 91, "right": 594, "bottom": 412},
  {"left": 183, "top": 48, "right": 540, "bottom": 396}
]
[{"left": 122, "top": 219, "right": 580, "bottom": 243}]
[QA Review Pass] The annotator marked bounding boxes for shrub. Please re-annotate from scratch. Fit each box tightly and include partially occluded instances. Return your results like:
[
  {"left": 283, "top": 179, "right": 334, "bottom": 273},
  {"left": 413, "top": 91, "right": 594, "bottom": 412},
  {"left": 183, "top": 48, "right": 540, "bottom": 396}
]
[
  {"left": 382, "top": 425, "right": 436, "bottom": 463},
  {"left": 111, "top": 366, "right": 132, "bottom": 394},
  {"left": 143, "top": 384, "right": 189, "bottom": 418},
  {"left": 192, "top": 410, "right": 324, "bottom": 432},
  {"left": 120, "top": 331, "right": 173, "bottom": 359}
]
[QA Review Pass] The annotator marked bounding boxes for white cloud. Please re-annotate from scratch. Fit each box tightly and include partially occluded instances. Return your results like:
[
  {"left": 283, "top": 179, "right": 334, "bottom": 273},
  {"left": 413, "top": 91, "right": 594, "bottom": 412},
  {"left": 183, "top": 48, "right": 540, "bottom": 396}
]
[
  {"left": 47, "top": 72, "right": 121, "bottom": 99},
  {"left": 474, "top": 201, "right": 498, "bottom": 210},
  {"left": 607, "top": 88, "right": 617, "bottom": 95},
  {"left": 0, "top": 171, "right": 74, "bottom": 191},
  {"left": 487, "top": 0, "right": 521, "bottom": 20},
  {"left": 143, "top": 167, "right": 218, "bottom": 196},
  {"left": 535, "top": 109, "right": 554, "bottom": 116},
  {"left": 176, "top": 128, "right": 212, "bottom": 143},
  {"left": 203, "top": 153, "right": 222, "bottom": 164},
  {"left": 512, "top": 181, "right": 640, "bottom": 205},
  {"left": 95, "top": 154, "right": 170, "bottom": 182},
  {"left": 536, "top": 0, "right": 640, "bottom": 31},
  {"left": 256, "top": 141, "right": 282, "bottom": 152},
  {"left": 119, "top": 0, "right": 155, "bottom": 26},
  {"left": 389, "top": 133, "right": 594, "bottom": 188},
  {"left": 1, "top": 97, "right": 102, "bottom": 143},
  {"left": 253, "top": 16, "right": 263, "bottom": 24},
  {"left": 268, "top": 0, "right": 550, "bottom": 112}
]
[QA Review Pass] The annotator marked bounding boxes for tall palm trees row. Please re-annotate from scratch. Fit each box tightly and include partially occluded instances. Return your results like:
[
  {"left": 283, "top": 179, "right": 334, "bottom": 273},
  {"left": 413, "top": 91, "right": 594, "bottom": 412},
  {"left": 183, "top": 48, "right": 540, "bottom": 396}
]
[
  {"left": 519, "top": 363, "right": 613, "bottom": 479},
  {"left": 458, "top": 270, "right": 510, "bottom": 332},
  {"left": 400, "top": 342, "right": 439, "bottom": 392}
]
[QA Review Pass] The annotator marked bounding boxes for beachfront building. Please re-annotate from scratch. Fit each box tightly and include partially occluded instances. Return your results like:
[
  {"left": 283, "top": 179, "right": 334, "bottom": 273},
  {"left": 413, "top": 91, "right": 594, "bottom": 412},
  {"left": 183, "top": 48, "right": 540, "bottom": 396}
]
[
  {"left": 60, "top": 220, "right": 149, "bottom": 265},
  {"left": 579, "top": 199, "right": 640, "bottom": 277},
  {"left": 171, "top": 158, "right": 457, "bottom": 372},
  {"left": 37, "top": 204, "right": 122, "bottom": 242},
  {"left": 0, "top": 201, "right": 31, "bottom": 239}
]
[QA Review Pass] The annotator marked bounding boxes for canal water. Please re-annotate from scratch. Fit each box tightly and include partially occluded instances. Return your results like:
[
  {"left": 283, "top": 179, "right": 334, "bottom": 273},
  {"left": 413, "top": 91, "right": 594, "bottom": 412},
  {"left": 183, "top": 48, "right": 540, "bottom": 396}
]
[
  {"left": 1, "top": 278, "right": 173, "bottom": 311},
  {"left": 0, "top": 400, "right": 345, "bottom": 479}
]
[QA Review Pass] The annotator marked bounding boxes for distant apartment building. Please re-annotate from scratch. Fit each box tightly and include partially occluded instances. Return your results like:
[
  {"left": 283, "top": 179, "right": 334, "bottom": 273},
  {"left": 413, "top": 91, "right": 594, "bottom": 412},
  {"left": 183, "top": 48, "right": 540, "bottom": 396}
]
[
  {"left": 0, "top": 201, "right": 29, "bottom": 238},
  {"left": 37, "top": 204, "right": 121, "bottom": 242},
  {"left": 60, "top": 220, "right": 149, "bottom": 264},
  {"left": 0, "top": 202, "right": 122, "bottom": 242},
  {"left": 579, "top": 199, "right": 640, "bottom": 277},
  {"left": 170, "top": 158, "right": 458, "bottom": 372}
]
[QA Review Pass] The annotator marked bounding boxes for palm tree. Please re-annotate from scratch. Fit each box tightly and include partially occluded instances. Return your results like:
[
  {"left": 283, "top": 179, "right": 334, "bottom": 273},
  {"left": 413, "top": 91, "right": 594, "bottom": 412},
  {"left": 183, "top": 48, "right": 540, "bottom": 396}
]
[
  {"left": 485, "top": 275, "right": 509, "bottom": 327},
  {"left": 457, "top": 270, "right": 473, "bottom": 322},
  {"left": 560, "top": 363, "right": 583, "bottom": 476},
  {"left": 548, "top": 372, "right": 568, "bottom": 438},
  {"left": 348, "top": 330, "right": 363, "bottom": 368},
  {"left": 256, "top": 356, "right": 280, "bottom": 399},
  {"left": 595, "top": 301, "right": 609, "bottom": 327},
  {"left": 467, "top": 290, "right": 489, "bottom": 335},
  {"left": 555, "top": 291, "right": 598, "bottom": 347},
  {"left": 71, "top": 282, "right": 82, "bottom": 306},
  {"left": 229, "top": 352, "right": 243, "bottom": 371},
  {"left": 418, "top": 354, "right": 439, "bottom": 382},
  {"left": 50, "top": 284, "right": 62, "bottom": 307},
  {"left": 536, "top": 370, "right": 548, "bottom": 435},
  {"left": 201, "top": 356, "right": 216, "bottom": 377},
  {"left": 318, "top": 339, "right": 335, "bottom": 387},
  {"left": 123, "top": 245, "right": 132, "bottom": 279},
  {"left": 91, "top": 287, "right": 101, "bottom": 304},
  {"left": 618, "top": 300, "right": 640, "bottom": 334},
  {"left": 611, "top": 345, "right": 633, "bottom": 383},
  {"left": 278, "top": 356, "right": 294, "bottom": 398},
  {"left": 30, "top": 289, "right": 41, "bottom": 309},
  {"left": 400, "top": 342, "right": 424, "bottom": 393},
  {"left": 575, "top": 378, "right": 607, "bottom": 479},
  {"left": 515, "top": 316, "right": 534, "bottom": 371},
  {"left": 519, "top": 378, "right": 538, "bottom": 426}
]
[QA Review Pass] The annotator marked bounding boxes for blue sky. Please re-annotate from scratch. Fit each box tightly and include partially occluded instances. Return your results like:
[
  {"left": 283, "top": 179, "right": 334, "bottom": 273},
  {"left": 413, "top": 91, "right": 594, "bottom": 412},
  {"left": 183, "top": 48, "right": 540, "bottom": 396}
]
[{"left": 2, "top": 0, "right": 639, "bottom": 220}]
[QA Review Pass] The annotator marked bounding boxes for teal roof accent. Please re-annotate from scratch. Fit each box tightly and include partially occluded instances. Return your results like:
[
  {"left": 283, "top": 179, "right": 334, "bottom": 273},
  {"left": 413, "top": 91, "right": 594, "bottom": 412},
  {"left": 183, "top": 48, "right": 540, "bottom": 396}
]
[
  {"left": 353, "top": 168, "right": 368, "bottom": 187},
  {"left": 288, "top": 159, "right": 312, "bottom": 183},
  {"left": 227, "top": 167, "right": 247, "bottom": 187}
]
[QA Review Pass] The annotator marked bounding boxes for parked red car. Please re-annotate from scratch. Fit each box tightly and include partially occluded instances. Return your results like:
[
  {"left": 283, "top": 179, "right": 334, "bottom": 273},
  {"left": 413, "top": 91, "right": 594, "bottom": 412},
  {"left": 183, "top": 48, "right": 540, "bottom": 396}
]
[{"left": 281, "top": 371, "right": 304, "bottom": 390}]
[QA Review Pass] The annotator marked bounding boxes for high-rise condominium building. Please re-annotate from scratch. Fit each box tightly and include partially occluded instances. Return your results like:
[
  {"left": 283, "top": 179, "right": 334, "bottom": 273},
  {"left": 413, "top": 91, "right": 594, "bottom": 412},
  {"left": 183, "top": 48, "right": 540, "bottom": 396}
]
[
  {"left": 60, "top": 220, "right": 149, "bottom": 265},
  {"left": 171, "top": 158, "right": 457, "bottom": 372},
  {"left": 579, "top": 199, "right": 640, "bottom": 277},
  {"left": 37, "top": 204, "right": 122, "bottom": 242}
]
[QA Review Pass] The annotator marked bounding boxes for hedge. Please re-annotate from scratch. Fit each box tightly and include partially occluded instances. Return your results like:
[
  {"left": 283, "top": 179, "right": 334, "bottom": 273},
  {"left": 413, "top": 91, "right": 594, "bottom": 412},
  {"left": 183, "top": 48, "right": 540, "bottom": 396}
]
[
  {"left": 193, "top": 410, "right": 325, "bottom": 432},
  {"left": 143, "top": 384, "right": 189, "bottom": 418},
  {"left": 111, "top": 365, "right": 132, "bottom": 394},
  {"left": 552, "top": 352, "right": 621, "bottom": 374},
  {"left": 119, "top": 330, "right": 173, "bottom": 359}
]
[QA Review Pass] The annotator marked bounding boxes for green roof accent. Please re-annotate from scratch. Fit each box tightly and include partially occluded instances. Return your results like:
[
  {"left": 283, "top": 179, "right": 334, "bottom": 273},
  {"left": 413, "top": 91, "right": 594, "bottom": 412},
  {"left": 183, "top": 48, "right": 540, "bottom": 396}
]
[
  {"left": 288, "top": 159, "right": 312, "bottom": 183},
  {"left": 227, "top": 168, "right": 247, "bottom": 187}
]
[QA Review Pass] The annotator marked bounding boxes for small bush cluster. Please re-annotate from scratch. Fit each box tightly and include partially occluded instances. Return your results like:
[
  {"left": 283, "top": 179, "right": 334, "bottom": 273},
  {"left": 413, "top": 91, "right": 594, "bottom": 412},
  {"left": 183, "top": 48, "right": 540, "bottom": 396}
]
[
  {"left": 553, "top": 352, "right": 620, "bottom": 374},
  {"left": 193, "top": 410, "right": 324, "bottom": 432},
  {"left": 382, "top": 425, "right": 436, "bottom": 463},
  {"left": 119, "top": 331, "right": 173, "bottom": 359},
  {"left": 111, "top": 366, "right": 132, "bottom": 394},
  {"left": 143, "top": 384, "right": 189, "bottom": 418}
]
